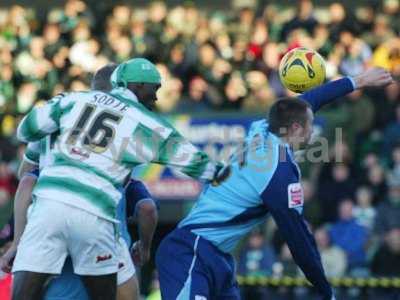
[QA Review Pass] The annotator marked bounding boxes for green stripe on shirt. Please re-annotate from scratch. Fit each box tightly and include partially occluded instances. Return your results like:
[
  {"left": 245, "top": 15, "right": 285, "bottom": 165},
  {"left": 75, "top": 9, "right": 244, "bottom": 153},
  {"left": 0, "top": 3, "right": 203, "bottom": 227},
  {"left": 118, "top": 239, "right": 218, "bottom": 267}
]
[
  {"left": 19, "top": 109, "right": 47, "bottom": 141},
  {"left": 49, "top": 99, "right": 74, "bottom": 123},
  {"left": 35, "top": 175, "right": 116, "bottom": 218},
  {"left": 62, "top": 102, "right": 75, "bottom": 116},
  {"left": 52, "top": 153, "right": 123, "bottom": 188},
  {"left": 49, "top": 100, "right": 61, "bottom": 124},
  {"left": 181, "top": 151, "right": 210, "bottom": 178},
  {"left": 157, "top": 131, "right": 183, "bottom": 164}
]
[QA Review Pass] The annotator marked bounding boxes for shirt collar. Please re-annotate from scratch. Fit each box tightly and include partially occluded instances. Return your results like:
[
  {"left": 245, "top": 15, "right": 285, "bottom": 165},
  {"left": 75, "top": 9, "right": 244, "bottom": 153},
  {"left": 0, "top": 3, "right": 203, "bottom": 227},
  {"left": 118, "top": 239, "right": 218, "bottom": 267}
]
[
  {"left": 267, "top": 130, "right": 290, "bottom": 149},
  {"left": 110, "top": 87, "right": 139, "bottom": 103}
]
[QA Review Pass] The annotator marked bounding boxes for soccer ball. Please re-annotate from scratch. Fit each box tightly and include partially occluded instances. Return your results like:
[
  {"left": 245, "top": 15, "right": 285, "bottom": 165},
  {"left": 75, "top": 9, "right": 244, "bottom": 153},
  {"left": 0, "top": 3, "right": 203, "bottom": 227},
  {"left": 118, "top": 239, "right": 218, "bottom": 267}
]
[{"left": 279, "top": 48, "right": 326, "bottom": 93}]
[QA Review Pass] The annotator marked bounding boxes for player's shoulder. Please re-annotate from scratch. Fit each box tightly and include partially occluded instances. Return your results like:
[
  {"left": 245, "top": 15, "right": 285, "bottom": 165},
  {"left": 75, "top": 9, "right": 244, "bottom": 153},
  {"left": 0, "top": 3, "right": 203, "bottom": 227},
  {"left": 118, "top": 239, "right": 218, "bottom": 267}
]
[
  {"left": 48, "top": 91, "right": 87, "bottom": 105},
  {"left": 241, "top": 120, "right": 295, "bottom": 193},
  {"left": 127, "top": 106, "right": 176, "bottom": 139}
]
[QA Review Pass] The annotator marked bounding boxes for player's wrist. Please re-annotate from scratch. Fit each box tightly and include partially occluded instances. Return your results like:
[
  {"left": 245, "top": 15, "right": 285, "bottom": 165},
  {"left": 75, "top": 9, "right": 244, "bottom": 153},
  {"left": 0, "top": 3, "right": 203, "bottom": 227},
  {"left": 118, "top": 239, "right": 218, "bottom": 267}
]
[{"left": 348, "top": 76, "right": 360, "bottom": 90}]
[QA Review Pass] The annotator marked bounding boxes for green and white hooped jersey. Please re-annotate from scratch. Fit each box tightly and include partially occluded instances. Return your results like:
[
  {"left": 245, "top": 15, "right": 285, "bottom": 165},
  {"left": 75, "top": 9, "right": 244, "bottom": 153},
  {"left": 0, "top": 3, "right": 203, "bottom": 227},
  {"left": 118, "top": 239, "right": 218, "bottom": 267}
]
[
  {"left": 18, "top": 88, "right": 217, "bottom": 222},
  {"left": 24, "top": 133, "right": 57, "bottom": 170}
]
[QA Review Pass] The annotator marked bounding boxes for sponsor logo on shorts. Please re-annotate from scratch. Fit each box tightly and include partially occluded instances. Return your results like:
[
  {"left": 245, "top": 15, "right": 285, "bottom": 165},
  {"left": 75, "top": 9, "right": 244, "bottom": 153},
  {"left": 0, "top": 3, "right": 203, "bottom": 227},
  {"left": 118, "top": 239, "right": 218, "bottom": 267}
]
[
  {"left": 118, "top": 262, "right": 125, "bottom": 269},
  {"left": 288, "top": 182, "right": 304, "bottom": 208},
  {"left": 96, "top": 254, "right": 112, "bottom": 263}
]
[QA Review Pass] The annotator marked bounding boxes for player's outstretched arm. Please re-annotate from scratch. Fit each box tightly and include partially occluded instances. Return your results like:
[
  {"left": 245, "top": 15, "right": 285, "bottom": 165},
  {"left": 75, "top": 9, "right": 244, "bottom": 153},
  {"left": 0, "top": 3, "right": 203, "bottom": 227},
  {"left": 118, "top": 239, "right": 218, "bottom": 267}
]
[
  {"left": 1, "top": 143, "right": 42, "bottom": 272},
  {"left": 155, "top": 129, "right": 222, "bottom": 181},
  {"left": 0, "top": 172, "right": 37, "bottom": 273},
  {"left": 125, "top": 119, "right": 222, "bottom": 181},
  {"left": 300, "top": 67, "right": 394, "bottom": 112},
  {"left": 261, "top": 170, "right": 333, "bottom": 299},
  {"left": 125, "top": 180, "right": 158, "bottom": 266}
]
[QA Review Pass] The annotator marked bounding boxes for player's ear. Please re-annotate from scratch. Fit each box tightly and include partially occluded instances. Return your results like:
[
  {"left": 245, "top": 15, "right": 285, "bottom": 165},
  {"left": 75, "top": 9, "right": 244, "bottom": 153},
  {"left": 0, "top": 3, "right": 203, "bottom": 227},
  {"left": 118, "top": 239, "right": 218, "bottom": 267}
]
[{"left": 291, "top": 122, "right": 302, "bottom": 132}]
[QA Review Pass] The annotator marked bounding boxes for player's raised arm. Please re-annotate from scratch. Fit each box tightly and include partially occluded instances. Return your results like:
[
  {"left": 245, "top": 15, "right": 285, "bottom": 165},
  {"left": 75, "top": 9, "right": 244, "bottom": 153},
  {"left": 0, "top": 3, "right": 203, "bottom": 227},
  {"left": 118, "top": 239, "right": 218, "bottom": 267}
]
[
  {"left": 17, "top": 94, "right": 74, "bottom": 143},
  {"left": 261, "top": 166, "right": 333, "bottom": 299},
  {"left": 300, "top": 67, "right": 394, "bottom": 112}
]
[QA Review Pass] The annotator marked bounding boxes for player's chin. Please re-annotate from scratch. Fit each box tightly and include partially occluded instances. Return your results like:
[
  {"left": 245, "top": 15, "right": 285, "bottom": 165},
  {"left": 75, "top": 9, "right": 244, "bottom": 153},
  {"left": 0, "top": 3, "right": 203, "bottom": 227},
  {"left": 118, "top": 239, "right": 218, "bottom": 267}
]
[
  {"left": 144, "top": 101, "right": 156, "bottom": 110},
  {"left": 298, "top": 140, "right": 311, "bottom": 150}
]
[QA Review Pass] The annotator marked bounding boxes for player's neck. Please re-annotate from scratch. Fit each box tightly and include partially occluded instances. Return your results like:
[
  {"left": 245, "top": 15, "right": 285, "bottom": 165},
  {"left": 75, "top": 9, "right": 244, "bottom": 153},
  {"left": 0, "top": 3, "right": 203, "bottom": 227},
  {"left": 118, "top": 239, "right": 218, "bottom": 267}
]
[{"left": 280, "top": 135, "right": 301, "bottom": 151}]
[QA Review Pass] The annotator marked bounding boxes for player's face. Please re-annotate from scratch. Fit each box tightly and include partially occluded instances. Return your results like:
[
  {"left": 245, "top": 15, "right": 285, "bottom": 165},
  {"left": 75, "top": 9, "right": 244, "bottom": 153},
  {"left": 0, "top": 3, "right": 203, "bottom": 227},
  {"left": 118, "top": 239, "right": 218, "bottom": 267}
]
[
  {"left": 289, "top": 108, "right": 314, "bottom": 150},
  {"left": 138, "top": 83, "right": 161, "bottom": 110}
]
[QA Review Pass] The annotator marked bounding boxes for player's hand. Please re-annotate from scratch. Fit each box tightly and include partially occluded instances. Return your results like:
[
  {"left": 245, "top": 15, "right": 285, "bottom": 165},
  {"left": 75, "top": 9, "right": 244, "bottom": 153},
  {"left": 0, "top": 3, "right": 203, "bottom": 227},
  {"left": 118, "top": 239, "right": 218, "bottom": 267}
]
[
  {"left": 353, "top": 67, "right": 394, "bottom": 89},
  {"left": 0, "top": 244, "right": 17, "bottom": 273},
  {"left": 131, "top": 241, "right": 150, "bottom": 267}
]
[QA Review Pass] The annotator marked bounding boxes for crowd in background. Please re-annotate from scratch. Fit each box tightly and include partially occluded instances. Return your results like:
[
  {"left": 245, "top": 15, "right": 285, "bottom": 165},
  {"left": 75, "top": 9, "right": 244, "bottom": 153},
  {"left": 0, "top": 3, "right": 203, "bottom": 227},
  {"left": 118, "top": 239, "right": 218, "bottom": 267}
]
[{"left": 0, "top": 0, "right": 400, "bottom": 299}]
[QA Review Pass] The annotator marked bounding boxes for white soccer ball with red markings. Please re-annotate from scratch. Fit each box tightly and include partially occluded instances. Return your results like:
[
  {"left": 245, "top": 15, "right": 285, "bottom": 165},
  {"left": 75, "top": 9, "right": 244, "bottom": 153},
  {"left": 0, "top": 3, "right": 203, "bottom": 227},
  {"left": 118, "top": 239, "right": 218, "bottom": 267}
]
[{"left": 279, "top": 47, "right": 326, "bottom": 93}]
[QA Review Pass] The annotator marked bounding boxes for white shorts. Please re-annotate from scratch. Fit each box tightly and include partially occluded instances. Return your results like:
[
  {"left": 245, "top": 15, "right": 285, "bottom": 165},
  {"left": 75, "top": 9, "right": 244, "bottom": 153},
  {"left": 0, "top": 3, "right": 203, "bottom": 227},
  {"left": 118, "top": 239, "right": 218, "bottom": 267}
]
[
  {"left": 116, "top": 237, "right": 136, "bottom": 285},
  {"left": 13, "top": 198, "right": 119, "bottom": 276}
]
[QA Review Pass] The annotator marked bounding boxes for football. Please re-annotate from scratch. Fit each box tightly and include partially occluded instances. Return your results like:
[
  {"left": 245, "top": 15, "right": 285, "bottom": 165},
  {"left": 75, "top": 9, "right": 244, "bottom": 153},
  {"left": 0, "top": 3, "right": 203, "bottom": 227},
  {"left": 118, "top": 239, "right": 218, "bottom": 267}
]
[{"left": 279, "top": 47, "right": 326, "bottom": 93}]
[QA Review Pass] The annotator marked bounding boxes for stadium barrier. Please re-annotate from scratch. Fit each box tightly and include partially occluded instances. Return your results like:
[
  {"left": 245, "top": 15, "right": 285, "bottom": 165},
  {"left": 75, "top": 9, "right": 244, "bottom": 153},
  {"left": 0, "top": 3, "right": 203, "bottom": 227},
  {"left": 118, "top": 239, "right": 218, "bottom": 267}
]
[{"left": 237, "top": 276, "right": 400, "bottom": 288}]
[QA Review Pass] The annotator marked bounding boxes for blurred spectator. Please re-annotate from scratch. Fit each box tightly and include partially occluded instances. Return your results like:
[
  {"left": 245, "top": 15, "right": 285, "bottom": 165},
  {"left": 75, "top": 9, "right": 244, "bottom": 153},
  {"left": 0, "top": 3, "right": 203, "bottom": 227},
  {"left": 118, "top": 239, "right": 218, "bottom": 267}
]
[
  {"left": 223, "top": 72, "right": 247, "bottom": 109},
  {"left": 374, "top": 172, "right": 400, "bottom": 236},
  {"left": 345, "top": 90, "right": 375, "bottom": 140},
  {"left": 280, "top": 0, "right": 318, "bottom": 41},
  {"left": 382, "top": 102, "right": 400, "bottom": 159},
  {"left": 372, "top": 38, "right": 400, "bottom": 74},
  {"left": 367, "top": 83, "right": 400, "bottom": 136},
  {"left": 0, "top": 163, "right": 16, "bottom": 230},
  {"left": 176, "top": 76, "right": 220, "bottom": 112},
  {"left": 328, "top": 2, "right": 356, "bottom": 44},
  {"left": 329, "top": 200, "right": 368, "bottom": 270},
  {"left": 353, "top": 186, "right": 376, "bottom": 230},
  {"left": 318, "top": 163, "right": 356, "bottom": 222},
  {"left": 315, "top": 226, "right": 347, "bottom": 277},
  {"left": 302, "top": 179, "right": 322, "bottom": 226},
  {"left": 369, "top": 227, "right": 400, "bottom": 300},
  {"left": 238, "top": 230, "right": 276, "bottom": 300},
  {"left": 43, "top": 23, "right": 66, "bottom": 58},
  {"left": 275, "top": 244, "right": 299, "bottom": 277},
  {"left": 242, "top": 71, "right": 275, "bottom": 111},
  {"left": 365, "top": 15, "right": 396, "bottom": 50},
  {"left": 0, "top": 65, "right": 14, "bottom": 112},
  {"left": 389, "top": 146, "right": 400, "bottom": 178},
  {"left": 238, "top": 229, "right": 276, "bottom": 277},
  {"left": 371, "top": 227, "right": 400, "bottom": 277},
  {"left": 0, "top": 243, "right": 12, "bottom": 300},
  {"left": 0, "top": 163, "right": 15, "bottom": 204},
  {"left": 339, "top": 35, "right": 372, "bottom": 77},
  {"left": 363, "top": 164, "right": 388, "bottom": 205}
]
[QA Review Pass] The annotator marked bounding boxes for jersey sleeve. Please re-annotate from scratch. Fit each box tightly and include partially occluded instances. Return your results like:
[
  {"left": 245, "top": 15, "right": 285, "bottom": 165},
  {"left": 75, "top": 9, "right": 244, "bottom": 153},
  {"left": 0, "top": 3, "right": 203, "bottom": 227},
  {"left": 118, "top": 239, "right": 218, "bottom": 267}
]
[
  {"left": 17, "top": 93, "right": 74, "bottom": 142},
  {"left": 23, "top": 142, "right": 41, "bottom": 165},
  {"left": 299, "top": 77, "right": 355, "bottom": 112},
  {"left": 260, "top": 161, "right": 333, "bottom": 298},
  {"left": 123, "top": 117, "right": 220, "bottom": 181},
  {"left": 25, "top": 168, "right": 40, "bottom": 179},
  {"left": 153, "top": 128, "right": 220, "bottom": 180},
  {"left": 125, "top": 179, "right": 158, "bottom": 218}
]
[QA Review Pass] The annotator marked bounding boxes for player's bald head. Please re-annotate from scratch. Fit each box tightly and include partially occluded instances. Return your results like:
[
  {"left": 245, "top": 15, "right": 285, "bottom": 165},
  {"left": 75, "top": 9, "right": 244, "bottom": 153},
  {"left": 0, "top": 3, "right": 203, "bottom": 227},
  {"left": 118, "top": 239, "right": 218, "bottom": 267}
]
[{"left": 91, "top": 63, "right": 118, "bottom": 92}]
